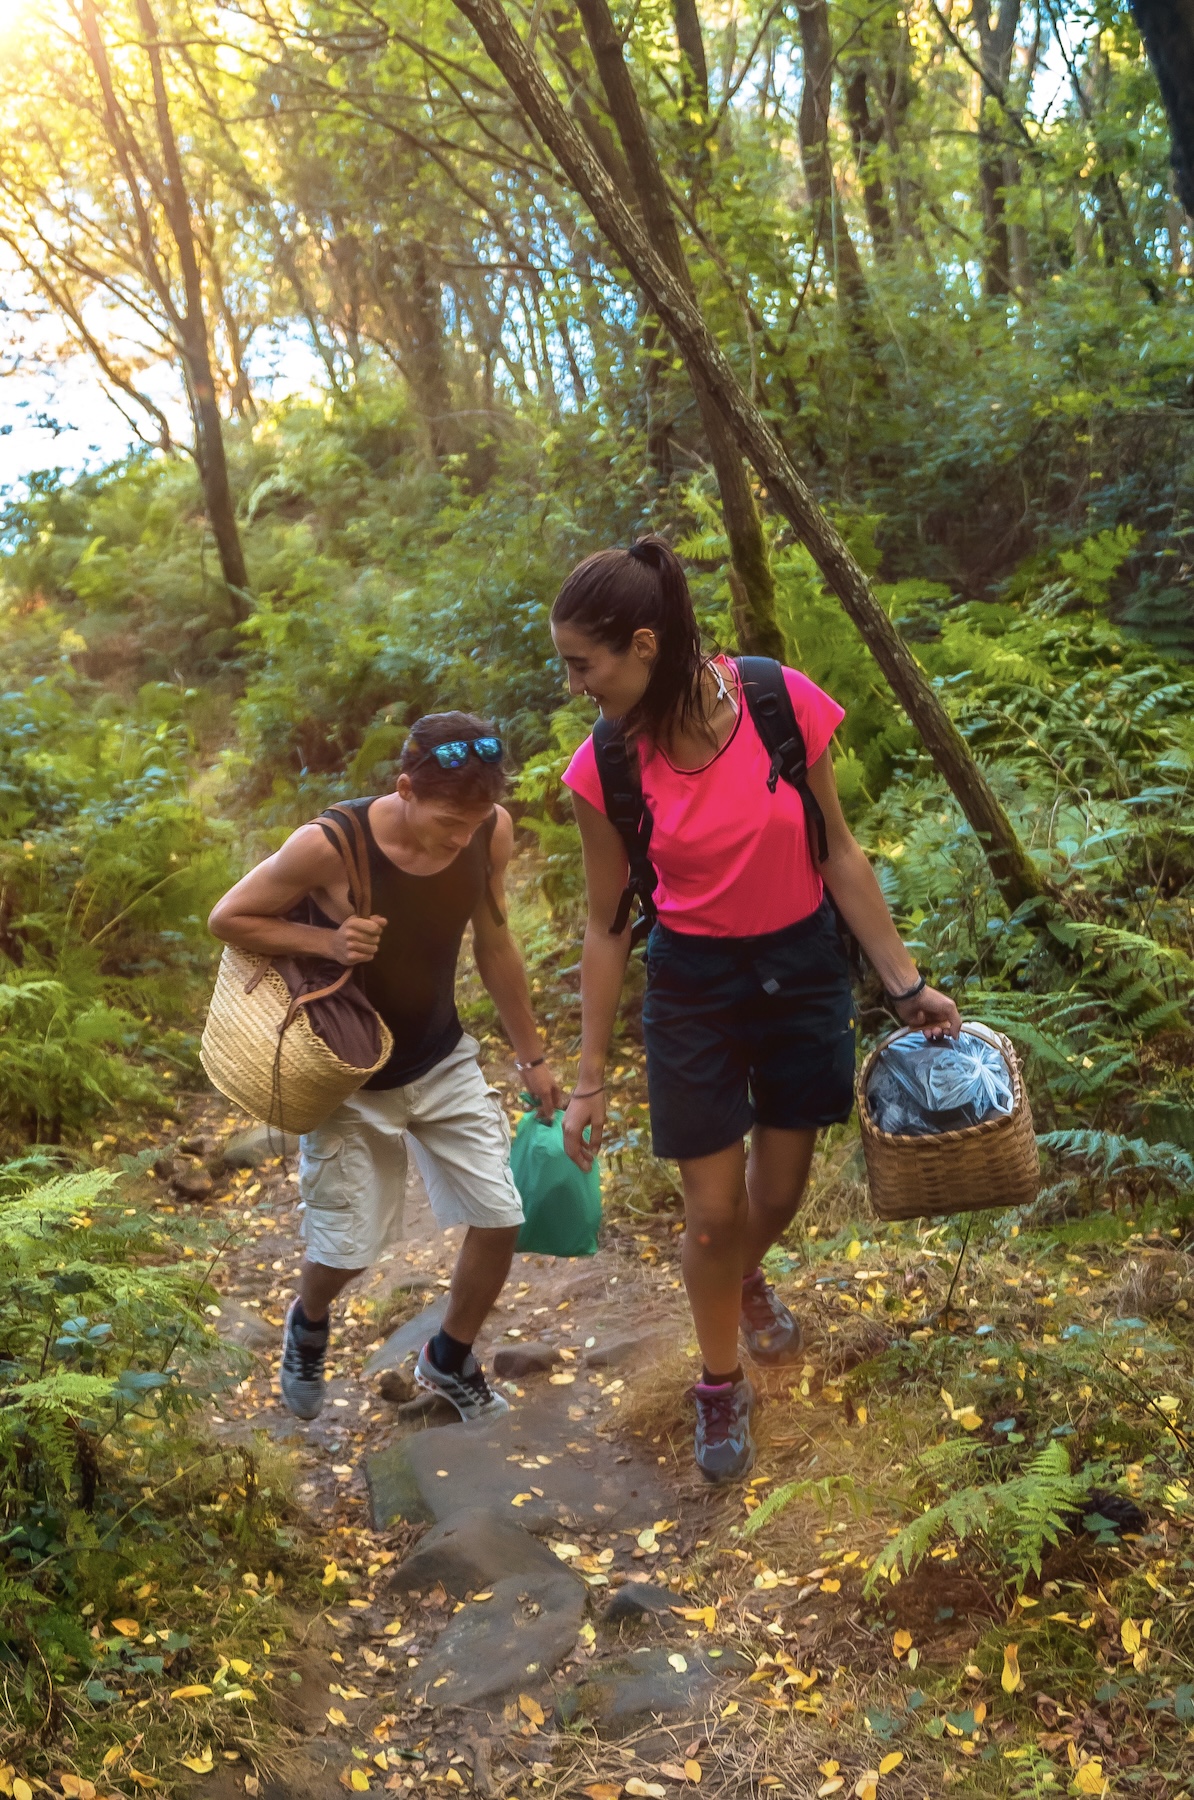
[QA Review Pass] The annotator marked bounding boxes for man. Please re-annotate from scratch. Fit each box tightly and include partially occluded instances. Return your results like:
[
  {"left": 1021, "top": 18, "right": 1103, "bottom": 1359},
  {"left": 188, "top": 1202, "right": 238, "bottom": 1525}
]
[{"left": 208, "top": 711, "right": 561, "bottom": 1423}]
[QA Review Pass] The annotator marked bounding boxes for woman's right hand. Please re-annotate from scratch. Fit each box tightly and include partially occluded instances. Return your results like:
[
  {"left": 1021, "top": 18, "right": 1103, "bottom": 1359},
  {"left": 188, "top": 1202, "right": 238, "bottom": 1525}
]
[
  {"left": 330, "top": 913, "right": 387, "bottom": 965},
  {"left": 563, "top": 1087, "right": 607, "bottom": 1171}
]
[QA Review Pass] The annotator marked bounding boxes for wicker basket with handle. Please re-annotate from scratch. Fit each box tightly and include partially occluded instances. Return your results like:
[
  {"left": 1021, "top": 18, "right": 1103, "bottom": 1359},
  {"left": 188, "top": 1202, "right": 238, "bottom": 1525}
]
[
  {"left": 199, "top": 805, "right": 393, "bottom": 1136},
  {"left": 856, "top": 1021, "right": 1039, "bottom": 1222}
]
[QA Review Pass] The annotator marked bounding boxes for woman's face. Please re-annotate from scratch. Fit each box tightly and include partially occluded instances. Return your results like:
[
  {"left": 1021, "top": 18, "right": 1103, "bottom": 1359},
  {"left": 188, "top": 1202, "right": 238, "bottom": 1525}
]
[{"left": 551, "top": 620, "right": 657, "bottom": 720}]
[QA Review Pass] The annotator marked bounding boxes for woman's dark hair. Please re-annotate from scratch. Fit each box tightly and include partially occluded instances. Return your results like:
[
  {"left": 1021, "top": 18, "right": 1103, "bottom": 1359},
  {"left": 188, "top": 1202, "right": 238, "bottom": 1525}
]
[
  {"left": 550, "top": 535, "right": 706, "bottom": 743},
  {"left": 400, "top": 711, "right": 506, "bottom": 806}
]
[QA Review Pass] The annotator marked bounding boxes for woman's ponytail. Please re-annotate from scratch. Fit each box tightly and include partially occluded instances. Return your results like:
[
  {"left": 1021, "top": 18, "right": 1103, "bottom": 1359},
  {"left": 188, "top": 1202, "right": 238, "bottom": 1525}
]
[{"left": 551, "top": 534, "right": 705, "bottom": 743}]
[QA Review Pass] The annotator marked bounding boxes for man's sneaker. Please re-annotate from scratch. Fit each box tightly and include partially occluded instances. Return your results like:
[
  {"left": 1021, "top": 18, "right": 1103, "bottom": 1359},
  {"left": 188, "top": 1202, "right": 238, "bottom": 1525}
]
[
  {"left": 280, "top": 1300, "right": 328, "bottom": 1420},
  {"left": 692, "top": 1375, "right": 756, "bottom": 1483},
  {"left": 740, "top": 1268, "right": 804, "bottom": 1363},
  {"left": 414, "top": 1343, "right": 510, "bottom": 1423}
]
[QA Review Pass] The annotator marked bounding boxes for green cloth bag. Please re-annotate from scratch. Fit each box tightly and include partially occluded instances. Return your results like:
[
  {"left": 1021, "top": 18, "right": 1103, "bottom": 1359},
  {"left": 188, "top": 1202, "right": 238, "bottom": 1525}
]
[{"left": 512, "top": 1108, "right": 602, "bottom": 1258}]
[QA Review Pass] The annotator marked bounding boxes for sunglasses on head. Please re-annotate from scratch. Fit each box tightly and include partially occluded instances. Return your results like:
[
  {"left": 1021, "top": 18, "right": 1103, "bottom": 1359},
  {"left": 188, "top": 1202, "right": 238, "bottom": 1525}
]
[{"left": 416, "top": 735, "right": 503, "bottom": 771}]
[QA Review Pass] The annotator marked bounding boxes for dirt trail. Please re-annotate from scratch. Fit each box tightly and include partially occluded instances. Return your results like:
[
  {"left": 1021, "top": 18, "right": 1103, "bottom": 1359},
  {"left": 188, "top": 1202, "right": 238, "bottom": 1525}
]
[{"left": 171, "top": 1092, "right": 769, "bottom": 1800}]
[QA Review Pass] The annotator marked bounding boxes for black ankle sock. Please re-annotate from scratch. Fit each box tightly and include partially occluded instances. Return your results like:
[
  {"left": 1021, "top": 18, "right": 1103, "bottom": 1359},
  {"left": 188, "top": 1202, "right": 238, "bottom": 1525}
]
[
  {"left": 294, "top": 1301, "right": 328, "bottom": 1336},
  {"left": 428, "top": 1328, "right": 472, "bottom": 1375},
  {"left": 701, "top": 1364, "right": 744, "bottom": 1388}
]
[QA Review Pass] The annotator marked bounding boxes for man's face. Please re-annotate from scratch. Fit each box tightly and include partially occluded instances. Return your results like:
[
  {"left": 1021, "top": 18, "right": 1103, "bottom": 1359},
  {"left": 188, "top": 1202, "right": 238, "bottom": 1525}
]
[{"left": 397, "top": 774, "right": 493, "bottom": 855}]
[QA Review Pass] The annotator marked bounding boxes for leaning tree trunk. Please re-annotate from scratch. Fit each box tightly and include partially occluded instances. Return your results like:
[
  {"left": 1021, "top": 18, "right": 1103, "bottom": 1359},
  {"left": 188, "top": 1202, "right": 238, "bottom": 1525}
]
[
  {"left": 973, "top": 0, "right": 1021, "bottom": 300},
  {"left": 1130, "top": 0, "right": 1194, "bottom": 219},
  {"left": 453, "top": 0, "right": 1050, "bottom": 916},
  {"left": 136, "top": 0, "right": 249, "bottom": 612},
  {"left": 574, "top": 0, "right": 784, "bottom": 659}
]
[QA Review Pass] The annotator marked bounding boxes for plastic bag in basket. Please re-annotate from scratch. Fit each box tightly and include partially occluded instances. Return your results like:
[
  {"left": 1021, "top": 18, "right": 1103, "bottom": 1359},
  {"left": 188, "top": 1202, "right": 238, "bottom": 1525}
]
[{"left": 866, "top": 1028, "right": 1014, "bottom": 1138}]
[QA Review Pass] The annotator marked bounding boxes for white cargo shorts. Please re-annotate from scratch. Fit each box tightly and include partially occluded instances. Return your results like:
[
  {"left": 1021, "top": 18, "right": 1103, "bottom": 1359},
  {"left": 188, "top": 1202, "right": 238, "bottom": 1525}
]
[{"left": 297, "top": 1034, "right": 524, "bottom": 1269}]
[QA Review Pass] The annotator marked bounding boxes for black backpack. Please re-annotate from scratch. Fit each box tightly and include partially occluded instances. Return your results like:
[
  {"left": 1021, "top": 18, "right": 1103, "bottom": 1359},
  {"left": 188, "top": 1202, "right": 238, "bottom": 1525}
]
[{"left": 592, "top": 655, "right": 830, "bottom": 943}]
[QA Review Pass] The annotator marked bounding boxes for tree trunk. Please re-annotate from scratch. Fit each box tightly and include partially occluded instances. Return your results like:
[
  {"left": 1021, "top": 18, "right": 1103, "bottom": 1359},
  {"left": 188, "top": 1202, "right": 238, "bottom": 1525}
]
[
  {"left": 82, "top": 0, "right": 249, "bottom": 617},
  {"left": 1130, "top": 0, "right": 1194, "bottom": 218},
  {"left": 844, "top": 66, "right": 894, "bottom": 259},
  {"left": 574, "top": 0, "right": 784, "bottom": 658},
  {"left": 671, "top": 0, "right": 711, "bottom": 179},
  {"left": 453, "top": 0, "right": 1050, "bottom": 915},
  {"left": 973, "top": 0, "right": 1021, "bottom": 300},
  {"left": 796, "top": 0, "right": 871, "bottom": 311}
]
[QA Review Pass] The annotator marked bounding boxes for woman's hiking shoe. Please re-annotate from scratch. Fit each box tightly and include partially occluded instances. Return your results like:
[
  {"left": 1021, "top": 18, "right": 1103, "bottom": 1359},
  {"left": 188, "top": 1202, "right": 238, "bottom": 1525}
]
[
  {"left": 415, "top": 1343, "right": 510, "bottom": 1422},
  {"left": 692, "top": 1375, "right": 756, "bottom": 1482},
  {"left": 740, "top": 1269, "right": 804, "bottom": 1363},
  {"left": 280, "top": 1300, "right": 329, "bottom": 1420}
]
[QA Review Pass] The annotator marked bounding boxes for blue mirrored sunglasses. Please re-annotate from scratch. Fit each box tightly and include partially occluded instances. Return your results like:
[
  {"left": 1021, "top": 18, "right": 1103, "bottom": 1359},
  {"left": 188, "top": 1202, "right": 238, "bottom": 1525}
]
[{"left": 419, "top": 735, "right": 503, "bottom": 771}]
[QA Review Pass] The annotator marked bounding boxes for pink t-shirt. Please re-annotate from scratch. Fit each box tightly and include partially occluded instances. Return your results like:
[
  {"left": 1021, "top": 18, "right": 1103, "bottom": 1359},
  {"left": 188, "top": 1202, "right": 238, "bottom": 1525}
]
[{"left": 562, "top": 660, "right": 844, "bottom": 938}]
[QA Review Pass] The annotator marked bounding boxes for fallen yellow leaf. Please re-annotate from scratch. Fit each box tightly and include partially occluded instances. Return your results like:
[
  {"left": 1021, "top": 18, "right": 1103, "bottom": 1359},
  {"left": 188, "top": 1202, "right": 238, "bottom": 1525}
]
[
  {"left": 658, "top": 1766, "right": 688, "bottom": 1784},
  {"left": 1120, "top": 1618, "right": 1141, "bottom": 1655},
  {"left": 853, "top": 1780, "right": 877, "bottom": 1800},
  {"left": 879, "top": 1753, "right": 904, "bottom": 1775},
  {"left": 180, "top": 1750, "right": 214, "bottom": 1774},
  {"left": 511, "top": 1492, "right": 533, "bottom": 1507},
  {"left": 60, "top": 1779, "right": 97, "bottom": 1800},
  {"left": 1001, "top": 1643, "right": 1022, "bottom": 1694},
  {"left": 1073, "top": 1761, "right": 1107, "bottom": 1796},
  {"left": 11, "top": 1783, "right": 32, "bottom": 1800},
  {"left": 349, "top": 1774, "right": 370, "bottom": 1793},
  {"left": 326, "top": 1707, "right": 348, "bottom": 1726},
  {"left": 111, "top": 1619, "right": 140, "bottom": 1638},
  {"left": 892, "top": 1629, "right": 912, "bottom": 1658},
  {"left": 817, "top": 1781, "right": 844, "bottom": 1798},
  {"left": 624, "top": 1784, "right": 666, "bottom": 1800},
  {"left": 719, "top": 1701, "right": 739, "bottom": 1719},
  {"left": 582, "top": 1786, "right": 622, "bottom": 1800},
  {"left": 171, "top": 1684, "right": 213, "bottom": 1700},
  {"left": 102, "top": 1749, "right": 123, "bottom": 1770},
  {"left": 229, "top": 1658, "right": 252, "bottom": 1677},
  {"left": 684, "top": 1762, "right": 702, "bottom": 1783},
  {"left": 518, "top": 1694, "right": 545, "bottom": 1728},
  {"left": 667, "top": 1653, "right": 688, "bottom": 1673},
  {"left": 818, "top": 1766, "right": 840, "bottom": 1780},
  {"left": 821, "top": 1578, "right": 841, "bottom": 1593}
]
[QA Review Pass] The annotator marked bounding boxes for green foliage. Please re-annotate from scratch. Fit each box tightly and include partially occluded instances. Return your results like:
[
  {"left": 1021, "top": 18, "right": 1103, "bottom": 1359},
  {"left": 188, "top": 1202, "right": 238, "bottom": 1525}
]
[
  {"left": 0, "top": 1164, "right": 225, "bottom": 1655},
  {"left": 0, "top": 664, "right": 233, "bottom": 1145},
  {"left": 865, "top": 1441, "right": 1091, "bottom": 1594}
]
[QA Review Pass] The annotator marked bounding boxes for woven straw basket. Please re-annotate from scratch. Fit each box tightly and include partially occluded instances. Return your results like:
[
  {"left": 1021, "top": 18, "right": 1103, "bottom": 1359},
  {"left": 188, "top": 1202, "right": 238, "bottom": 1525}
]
[
  {"left": 200, "top": 944, "right": 393, "bottom": 1135},
  {"left": 856, "top": 1020, "right": 1039, "bottom": 1222}
]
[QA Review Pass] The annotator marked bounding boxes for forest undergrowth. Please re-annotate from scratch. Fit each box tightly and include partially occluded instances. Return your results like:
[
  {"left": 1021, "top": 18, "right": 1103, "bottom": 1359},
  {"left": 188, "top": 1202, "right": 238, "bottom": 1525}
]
[{"left": 1, "top": 376, "right": 1193, "bottom": 1795}]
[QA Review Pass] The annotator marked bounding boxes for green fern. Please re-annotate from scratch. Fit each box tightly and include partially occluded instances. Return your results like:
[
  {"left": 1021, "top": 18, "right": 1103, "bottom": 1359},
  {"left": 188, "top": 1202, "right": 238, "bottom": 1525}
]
[
  {"left": 865, "top": 1442, "right": 1090, "bottom": 1595},
  {"left": 740, "top": 1473, "right": 869, "bottom": 1540}
]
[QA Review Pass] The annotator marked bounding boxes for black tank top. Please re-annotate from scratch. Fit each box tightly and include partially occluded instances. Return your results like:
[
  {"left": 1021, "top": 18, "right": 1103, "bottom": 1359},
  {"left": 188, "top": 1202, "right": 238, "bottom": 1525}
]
[{"left": 312, "top": 797, "right": 498, "bottom": 1090}]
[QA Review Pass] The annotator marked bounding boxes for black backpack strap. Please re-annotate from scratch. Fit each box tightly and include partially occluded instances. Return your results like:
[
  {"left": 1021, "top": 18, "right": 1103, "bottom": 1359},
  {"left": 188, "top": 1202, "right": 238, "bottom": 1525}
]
[
  {"left": 735, "top": 656, "right": 829, "bottom": 864},
  {"left": 592, "top": 716, "right": 658, "bottom": 942}
]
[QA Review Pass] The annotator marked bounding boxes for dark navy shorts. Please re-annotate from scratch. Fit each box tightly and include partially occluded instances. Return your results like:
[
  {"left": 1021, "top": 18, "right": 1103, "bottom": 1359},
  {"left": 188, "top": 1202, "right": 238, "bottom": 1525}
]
[{"left": 641, "top": 900, "right": 856, "bottom": 1161}]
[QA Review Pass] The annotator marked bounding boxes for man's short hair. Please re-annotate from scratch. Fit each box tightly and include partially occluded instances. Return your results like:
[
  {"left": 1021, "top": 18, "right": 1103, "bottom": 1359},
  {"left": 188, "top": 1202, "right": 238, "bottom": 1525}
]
[{"left": 400, "top": 711, "right": 506, "bottom": 806}]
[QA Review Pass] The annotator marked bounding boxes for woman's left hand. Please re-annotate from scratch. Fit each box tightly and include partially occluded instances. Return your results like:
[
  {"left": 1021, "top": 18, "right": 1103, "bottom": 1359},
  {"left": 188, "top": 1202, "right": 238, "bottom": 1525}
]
[{"left": 894, "top": 983, "right": 961, "bottom": 1039}]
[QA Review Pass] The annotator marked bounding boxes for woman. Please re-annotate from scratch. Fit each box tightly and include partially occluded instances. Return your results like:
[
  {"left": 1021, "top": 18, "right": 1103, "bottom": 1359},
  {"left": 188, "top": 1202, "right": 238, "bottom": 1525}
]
[{"left": 554, "top": 537, "right": 960, "bottom": 1483}]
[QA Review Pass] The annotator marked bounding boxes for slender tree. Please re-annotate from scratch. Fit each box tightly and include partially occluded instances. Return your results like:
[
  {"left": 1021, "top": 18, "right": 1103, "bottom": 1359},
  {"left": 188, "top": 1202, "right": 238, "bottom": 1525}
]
[
  {"left": 452, "top": 0, "right": 1049, "bottom": 914},
  {"left": 1129, "top": 0, "right": 1194, "bottom": 219},
  {"left": 574, "top": 0, "right": 784, "bottom": 658}
]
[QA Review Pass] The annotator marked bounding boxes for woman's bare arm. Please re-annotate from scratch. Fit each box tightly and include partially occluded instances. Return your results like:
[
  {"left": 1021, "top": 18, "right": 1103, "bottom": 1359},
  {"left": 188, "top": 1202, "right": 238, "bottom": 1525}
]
[
  {"left": 207, "top": 823, "right": 386, "bottom": 967},
  {"left": 807, "top": 753, "right": 961, "bottom": 1037}
]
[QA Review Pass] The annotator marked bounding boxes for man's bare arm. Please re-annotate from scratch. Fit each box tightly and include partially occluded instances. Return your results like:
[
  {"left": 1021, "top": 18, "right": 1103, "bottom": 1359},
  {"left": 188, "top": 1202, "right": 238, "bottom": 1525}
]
[
  {"left": 471, "top": 808, "right": 562, "bottom": 1119},
  {"left": 208, "top": 824, "right": 386, "bottom": 967}
]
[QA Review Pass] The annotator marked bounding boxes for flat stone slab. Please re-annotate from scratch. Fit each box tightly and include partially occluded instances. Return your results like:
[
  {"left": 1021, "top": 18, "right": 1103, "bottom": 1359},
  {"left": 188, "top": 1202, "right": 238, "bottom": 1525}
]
[
  {"left": 493, "top": 1341, "right": 561, "bottom": 1378},
  {"left": 406, "top": 1571, "right": 585, "bottom": 1708},
  {"left": 222, "top": 1124, "right": 300, "bottom": 1168},
  {"left": 366, "top": 1409, "right": 670, "bottom": 1533},
  {"left": 584, "top": 1331, "right": 671, "bottom": 1371},
  {"left": 389, "top": 1507, "right": 570, "bottom": 1597},
  {"left": 210, "top": 1298, "right": 276, "bottom": 1354},
  {"left": 363, "top": 1298, "right": 448, "bottom": 1376},
  {"left": 603, "top": 1580, "right": 685, "bottom": 1622},
  {"left": 560, "top": 1646, "right": 749, "bottom": 1730}
]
